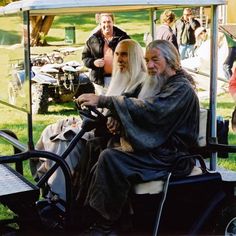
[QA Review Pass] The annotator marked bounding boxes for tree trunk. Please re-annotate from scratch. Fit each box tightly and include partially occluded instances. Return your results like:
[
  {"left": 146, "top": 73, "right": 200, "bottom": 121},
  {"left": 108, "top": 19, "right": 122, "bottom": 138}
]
[{"left": 30, "top": 16, "right": 55, "bottom": 46}]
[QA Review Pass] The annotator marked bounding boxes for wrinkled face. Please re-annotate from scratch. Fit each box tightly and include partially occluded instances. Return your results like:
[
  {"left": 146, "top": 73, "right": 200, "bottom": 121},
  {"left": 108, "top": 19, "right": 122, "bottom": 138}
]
[
  {"left": 100, "top": 15, "right": 114, "bottom": 35},
  {"left": 145, "top": 48, "right": 167, "bottom": 77},
  {"left": 183, "top": 9, "right": 192, "bottom": 21},
  {"left": 114, "top": 43, "right": 129, "bottom": 72}
]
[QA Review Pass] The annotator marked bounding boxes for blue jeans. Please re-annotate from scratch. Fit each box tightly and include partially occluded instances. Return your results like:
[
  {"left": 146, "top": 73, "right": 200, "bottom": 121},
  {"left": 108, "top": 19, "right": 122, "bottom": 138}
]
[{"left": 179, "top": 44, "right": 195, "bottom": 60}]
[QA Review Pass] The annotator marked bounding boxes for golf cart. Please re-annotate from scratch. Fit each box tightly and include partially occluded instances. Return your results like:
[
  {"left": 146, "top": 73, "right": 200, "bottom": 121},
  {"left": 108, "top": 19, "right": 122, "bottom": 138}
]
[{"left": 0, "top": 0, "right": 235, "bottom": 235}]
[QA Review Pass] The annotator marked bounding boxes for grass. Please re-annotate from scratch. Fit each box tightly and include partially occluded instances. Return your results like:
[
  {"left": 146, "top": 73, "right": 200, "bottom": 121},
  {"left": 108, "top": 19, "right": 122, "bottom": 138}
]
[{"left": 0, "top": 8, "right": 236, "bottom": 224}]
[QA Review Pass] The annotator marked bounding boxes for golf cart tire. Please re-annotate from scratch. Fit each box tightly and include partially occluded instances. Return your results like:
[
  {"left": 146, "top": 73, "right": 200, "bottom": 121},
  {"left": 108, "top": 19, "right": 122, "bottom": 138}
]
[
  {"left": 214, "top": 203, "right": 236, "bottom": 235},
  {"left": 32, "top": 83, "right": 49, "bottom": 114}
]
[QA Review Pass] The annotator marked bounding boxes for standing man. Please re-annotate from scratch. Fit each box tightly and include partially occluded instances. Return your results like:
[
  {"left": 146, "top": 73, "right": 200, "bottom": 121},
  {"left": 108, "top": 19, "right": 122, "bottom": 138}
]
[
  {"left": 82, "top": 13, "right": 130, "bottom": 95},
  {"left": 76, "top": 40, "right": 200, "bottom": 234},
  {"left": 174, "top": 8, "right": 200, "bottom": 60}
]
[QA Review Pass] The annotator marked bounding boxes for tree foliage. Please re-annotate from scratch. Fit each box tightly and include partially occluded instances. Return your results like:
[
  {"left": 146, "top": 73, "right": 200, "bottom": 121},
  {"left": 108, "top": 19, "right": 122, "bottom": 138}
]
[
  {"left": 30, "top": 16, "right": 55, "bottom": 46},
  {"left": 1, "top": 0, "right": 55, "bottom": 46},
  {"left": 0, "top": 0, "right": 16, "bottom": 6}
]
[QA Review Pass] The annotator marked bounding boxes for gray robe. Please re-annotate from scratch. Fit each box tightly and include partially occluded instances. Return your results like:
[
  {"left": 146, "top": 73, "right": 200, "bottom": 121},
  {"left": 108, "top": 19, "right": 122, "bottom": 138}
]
[{"left": 82, "top": 73, "right": 200, "bottom": 221}]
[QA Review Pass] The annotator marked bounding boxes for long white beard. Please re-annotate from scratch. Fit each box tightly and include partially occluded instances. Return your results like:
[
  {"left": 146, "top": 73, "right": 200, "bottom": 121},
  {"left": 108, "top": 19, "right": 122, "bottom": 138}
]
[
  {"left": 106, "top": 70, "right": 131, "bottom": 96},
  {"left": 138, "top": 75, "right": 166, "bottom": 99}
]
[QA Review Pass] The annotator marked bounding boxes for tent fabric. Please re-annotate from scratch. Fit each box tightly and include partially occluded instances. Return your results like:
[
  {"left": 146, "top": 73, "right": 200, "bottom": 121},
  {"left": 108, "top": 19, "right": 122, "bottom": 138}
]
[{"left": 0, "top": 0, "right": 227, "bottom": 16}]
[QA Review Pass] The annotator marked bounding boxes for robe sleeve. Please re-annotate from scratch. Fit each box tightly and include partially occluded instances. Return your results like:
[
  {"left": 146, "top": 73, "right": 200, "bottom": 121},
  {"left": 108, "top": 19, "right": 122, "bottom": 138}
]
[{"left": 99, "top": 77, "right": 199, "bottom": 151}]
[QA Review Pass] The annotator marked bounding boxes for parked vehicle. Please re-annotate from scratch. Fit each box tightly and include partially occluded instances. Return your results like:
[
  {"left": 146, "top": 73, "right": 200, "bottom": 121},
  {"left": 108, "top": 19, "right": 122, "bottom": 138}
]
[
  {"left": 0, "top": 1, "right": 235, "bottom": 236},
  {"left": 8, "top": 59, "right": 94, "bottom": 114},
  {"left": 31, "top": 52, "right": 64, "bottom": 66}
]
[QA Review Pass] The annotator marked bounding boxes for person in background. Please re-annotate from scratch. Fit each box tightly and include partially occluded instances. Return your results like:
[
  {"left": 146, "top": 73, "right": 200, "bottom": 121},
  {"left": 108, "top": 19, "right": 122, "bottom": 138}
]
[
  {"left": 156, "top": 9, "right": 178, "bottom": 50},
  {"left": 222, "top": 32, "right": 236, "bottom": 80},
  {"left": 75, "top": 40, "right": 199, "bottom": 234},
  {"left": 82, "top": 13, "right": 130, "bottom": 95},
  {"left": 173, "top": 8, "right": 200, "bottom": 60},
  {"left": 229, "top": 66, "right": 236, "bottom": 132},
  {"left": 228, "top": 67, "right": 236, "bottom": 131},
  {"left": 229, "top": 67, "right": 236, "bottom": 102},
  {"left": 194, "top": 26, "right": 208, "bottom": 56}
]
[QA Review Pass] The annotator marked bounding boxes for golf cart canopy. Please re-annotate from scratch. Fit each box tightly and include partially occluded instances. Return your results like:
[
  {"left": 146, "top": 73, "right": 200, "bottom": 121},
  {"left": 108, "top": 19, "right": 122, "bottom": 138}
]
[{"left": 0, "top": 0, "right": 226, "bottom": 15}]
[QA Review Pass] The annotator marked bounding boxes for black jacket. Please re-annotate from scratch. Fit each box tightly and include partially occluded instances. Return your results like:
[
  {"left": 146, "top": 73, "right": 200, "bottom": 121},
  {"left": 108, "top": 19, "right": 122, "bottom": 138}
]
[
  {"left": 82, "top": 26, "right": 130, "bottom": 86},
  {"left": 174, "top": 17, "right": 200, "bottom": 46}
]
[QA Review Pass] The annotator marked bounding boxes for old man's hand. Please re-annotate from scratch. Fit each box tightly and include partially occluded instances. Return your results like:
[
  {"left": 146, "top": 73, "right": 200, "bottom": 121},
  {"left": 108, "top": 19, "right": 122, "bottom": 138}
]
[
  {"left": 76, "top": 93, "right": 99, "bottom": 107},
  {"left": 106, "top": 117, "right": 121, "bottom": 135}
]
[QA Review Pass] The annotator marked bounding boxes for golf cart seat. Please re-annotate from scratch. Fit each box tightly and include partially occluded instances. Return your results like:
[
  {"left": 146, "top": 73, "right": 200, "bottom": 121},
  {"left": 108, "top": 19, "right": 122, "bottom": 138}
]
[
  {"left": 134, "top": 166, "right": 203, "bottom": 195},
  {"left": 133, "top": 108, "right": 208, "bottom": 195}
]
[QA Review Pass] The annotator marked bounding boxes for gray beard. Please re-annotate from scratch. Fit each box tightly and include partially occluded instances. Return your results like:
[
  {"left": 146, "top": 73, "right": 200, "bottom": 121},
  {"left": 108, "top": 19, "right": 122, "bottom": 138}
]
[{"left": 138, "top": 75, "right": 166, "bottom": 99}]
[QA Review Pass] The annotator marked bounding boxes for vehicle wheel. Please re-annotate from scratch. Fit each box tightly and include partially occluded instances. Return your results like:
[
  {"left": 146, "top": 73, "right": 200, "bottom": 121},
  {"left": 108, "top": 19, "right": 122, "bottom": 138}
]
[
  {"left": 8, "top": 82, "right": 18, "bottom": 105},
  {"left": 31, "top": 83, "right": 49, "bottom": 114},
  {"left": 214, "top": 203, "right": 236, "bottom": 235}
]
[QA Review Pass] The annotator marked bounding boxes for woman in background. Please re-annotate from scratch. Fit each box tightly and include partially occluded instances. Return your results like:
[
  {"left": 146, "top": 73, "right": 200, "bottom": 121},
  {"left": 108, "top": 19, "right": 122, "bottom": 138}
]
[{"left": 156, "top": 10, "right": 178, "bottom": 50}]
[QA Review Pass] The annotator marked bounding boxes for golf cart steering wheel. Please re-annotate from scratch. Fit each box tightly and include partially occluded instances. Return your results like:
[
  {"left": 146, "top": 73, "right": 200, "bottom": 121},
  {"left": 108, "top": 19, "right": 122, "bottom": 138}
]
[
  {"left": 80, "top": 106, "right": 107, "bottom": 121},
  {"left": 74, "top": 100, "right": 107, "bottom": 131}
]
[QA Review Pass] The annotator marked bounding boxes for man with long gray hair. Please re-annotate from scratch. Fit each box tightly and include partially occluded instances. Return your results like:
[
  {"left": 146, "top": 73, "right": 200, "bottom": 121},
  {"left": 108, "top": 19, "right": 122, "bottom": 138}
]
[{"left": 76, "top": 40, "right": 200, "bottom": 234}]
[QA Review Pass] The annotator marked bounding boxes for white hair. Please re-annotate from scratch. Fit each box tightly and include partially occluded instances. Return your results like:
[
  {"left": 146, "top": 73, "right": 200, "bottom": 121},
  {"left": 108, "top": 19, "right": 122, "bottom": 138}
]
[{"left": 106, "top": 39, "right": 147, "bottom": 96}]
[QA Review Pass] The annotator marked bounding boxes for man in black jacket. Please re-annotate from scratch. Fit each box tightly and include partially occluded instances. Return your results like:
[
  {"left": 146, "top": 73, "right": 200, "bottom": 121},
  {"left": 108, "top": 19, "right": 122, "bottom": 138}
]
[
  {"left": 173, "top": 8, "right": 200, "bottom": 60},
  {"left": 82, "top": 13, "right": 130, "bottom": 95}
]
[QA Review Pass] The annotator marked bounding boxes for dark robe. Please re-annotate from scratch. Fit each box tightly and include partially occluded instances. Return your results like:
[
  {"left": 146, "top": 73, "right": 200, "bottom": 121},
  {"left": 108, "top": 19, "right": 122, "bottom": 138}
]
[
  {"left": 72, "top": 85, "right": 142, "bottom": 203},
  {"left": 78, "top": 72, "right": 200, "bottom": 221}
]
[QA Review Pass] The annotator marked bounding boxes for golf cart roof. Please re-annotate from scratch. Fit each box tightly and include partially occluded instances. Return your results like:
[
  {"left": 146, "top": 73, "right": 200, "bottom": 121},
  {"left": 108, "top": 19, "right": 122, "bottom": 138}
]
[{"left": 0, "top": 0, "right": 226, "bottom": 16}]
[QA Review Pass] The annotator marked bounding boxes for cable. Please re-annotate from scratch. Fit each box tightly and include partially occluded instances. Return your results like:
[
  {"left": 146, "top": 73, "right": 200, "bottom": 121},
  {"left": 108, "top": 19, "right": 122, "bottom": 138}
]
[{"left": 153, "top": 172, "right": 172, "bottom": 236}]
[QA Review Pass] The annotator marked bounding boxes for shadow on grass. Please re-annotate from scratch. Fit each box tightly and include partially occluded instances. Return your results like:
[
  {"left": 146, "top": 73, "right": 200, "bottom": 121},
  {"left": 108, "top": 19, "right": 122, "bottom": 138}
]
[
  {"left": 0, "top": 29, "right": 21, "bottom": 45},
  {"left": 46, "top": 102, "right": 78, "bottom": 115}
]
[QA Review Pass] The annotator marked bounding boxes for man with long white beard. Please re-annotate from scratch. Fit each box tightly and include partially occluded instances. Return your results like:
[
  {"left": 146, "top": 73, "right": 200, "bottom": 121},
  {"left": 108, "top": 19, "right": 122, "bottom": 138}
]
[
  {"left": 30, "top": 39, "right": 147, "bottom": 203},
  {"left": 76, "top": 40, "right": 200, "bottom": 234}
]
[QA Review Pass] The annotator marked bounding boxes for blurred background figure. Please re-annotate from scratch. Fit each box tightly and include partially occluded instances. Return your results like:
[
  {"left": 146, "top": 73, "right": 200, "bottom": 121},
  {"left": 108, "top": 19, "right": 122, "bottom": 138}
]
[
  {"left": 222, "top": 31, "right": 236, "bottom": 80},
  {"left": 156, "top": 10, "right": 178, "bottom": 50},
  {"left": 229, "top": 67, "right": 236, "bottom": 102},
  {"left": 194, "top": 26, "right": 208, "bottom": 56},
  {"left": 228, "top": 68, "right": 236, "bottom": 132},
  {"left": 194, "top": 27, "right": 207, "bottom": 49},
  {"left": 174, "top": 8, "right": 200, "bottom": 59}
]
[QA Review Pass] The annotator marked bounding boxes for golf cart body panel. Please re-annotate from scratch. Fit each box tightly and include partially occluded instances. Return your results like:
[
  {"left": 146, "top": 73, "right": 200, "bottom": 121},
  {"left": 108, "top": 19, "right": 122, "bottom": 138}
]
[{"left": 1, "top": 0, "right": 236, "bottom": 235}]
